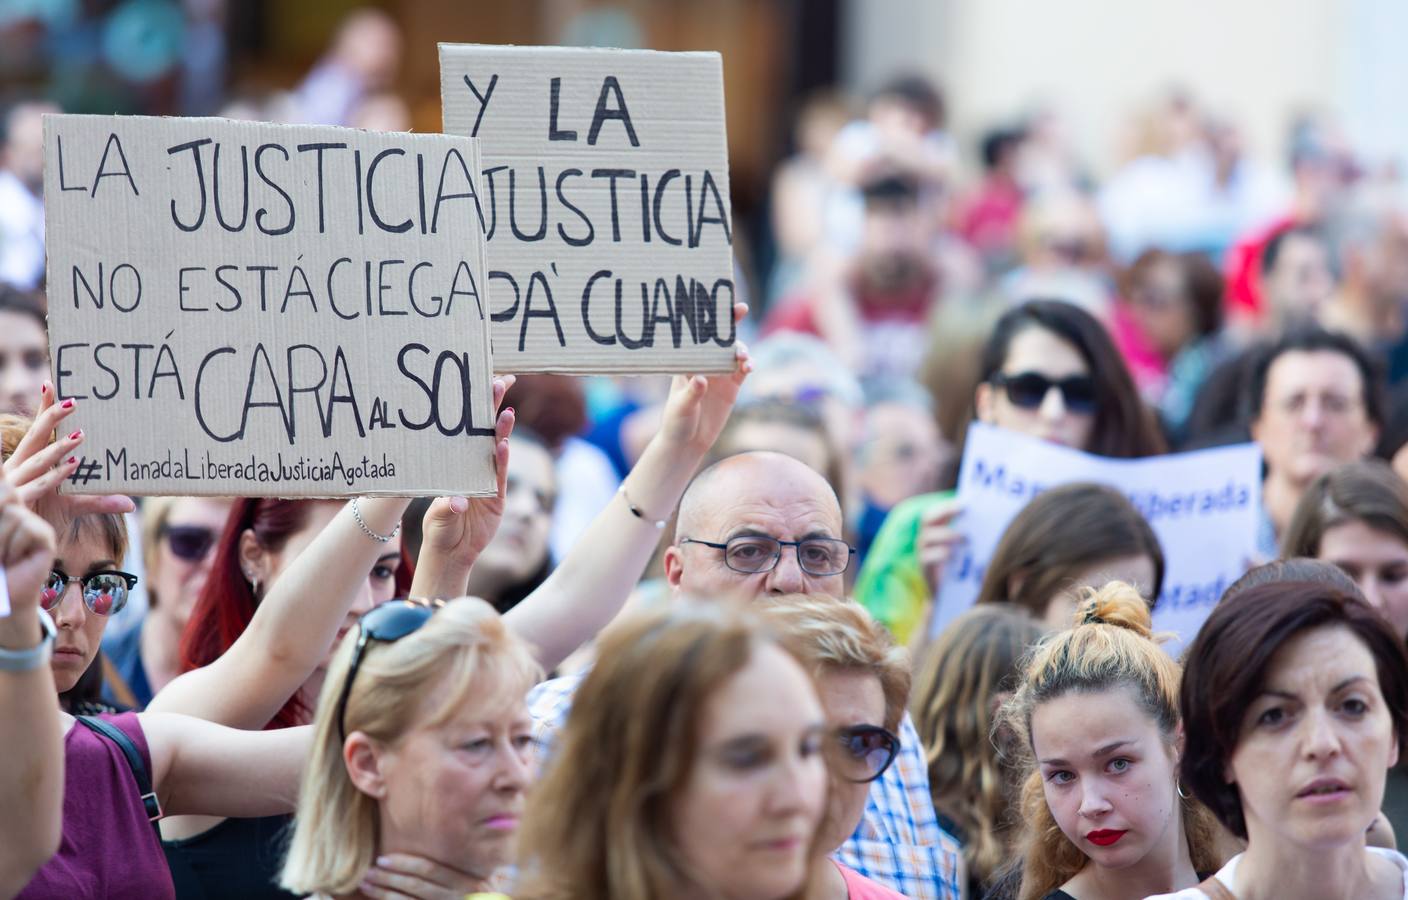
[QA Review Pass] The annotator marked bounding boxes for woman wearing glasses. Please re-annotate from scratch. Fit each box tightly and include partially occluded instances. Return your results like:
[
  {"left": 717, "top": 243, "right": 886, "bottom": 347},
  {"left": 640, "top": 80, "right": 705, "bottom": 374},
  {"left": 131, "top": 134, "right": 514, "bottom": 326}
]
[
  {"left": 857, "top": 299, "right": 1165, "bottom": 644},
  {"left": 1, "top": 397, "right": 312, "bottom": 899},
  {"left": 102, "top": 496, "right": 233, "bottom": 709},
  {"left": 763, "top": 594, "right": 912, "bottom": 899},
  {"left": 280, "top": 597, "right": 541, "bottom": 898},
  {"left": 994, "top": 581, "right": 1221, "bottom": 900},
  {"left": 519, "top": 602, "right": 829, "bottom": 900}
]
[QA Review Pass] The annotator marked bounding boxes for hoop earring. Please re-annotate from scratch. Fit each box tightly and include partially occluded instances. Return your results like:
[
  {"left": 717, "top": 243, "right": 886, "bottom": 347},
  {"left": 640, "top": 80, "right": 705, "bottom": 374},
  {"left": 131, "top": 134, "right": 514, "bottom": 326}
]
[{"left": 1177, "top": 780, "right": 1191, "bottom": 800}]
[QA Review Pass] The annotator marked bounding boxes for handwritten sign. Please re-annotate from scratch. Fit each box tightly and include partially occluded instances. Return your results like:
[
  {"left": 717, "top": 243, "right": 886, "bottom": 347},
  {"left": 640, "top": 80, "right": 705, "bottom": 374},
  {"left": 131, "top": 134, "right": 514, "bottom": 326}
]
[
  {"left": 44, "top": 115, "right": 497, "bottom": 498},
  {"left": 439, "top": 43, "right": 737, "bottom": 374},
  {"left": 937, "top": 423, "right": 1263, "bottom": 649}
]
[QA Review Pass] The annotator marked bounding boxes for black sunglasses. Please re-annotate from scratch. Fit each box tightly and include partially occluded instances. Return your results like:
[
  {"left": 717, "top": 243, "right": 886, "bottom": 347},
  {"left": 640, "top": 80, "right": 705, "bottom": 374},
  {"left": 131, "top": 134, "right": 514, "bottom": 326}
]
[
  {"left": 41, "top": 569, "right": 139, "bottom": 617},
  {"left": 335, "top": 599, "right": 445, "bottom": 742},
  {"left": 827, "top": 724, "right": 901, "bottom": 783},
  {"left": 162, "top": 524, "right": 217, "bottom": 563},
  {"left": 991, "top": 371, "right": 1097, "bottom": 414}
]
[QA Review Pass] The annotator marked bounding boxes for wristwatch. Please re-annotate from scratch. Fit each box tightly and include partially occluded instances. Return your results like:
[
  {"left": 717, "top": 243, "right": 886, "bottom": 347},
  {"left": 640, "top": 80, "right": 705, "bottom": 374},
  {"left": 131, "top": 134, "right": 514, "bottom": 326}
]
[{"left": 0, "top": 609, "right": 56, "bottom": 673}]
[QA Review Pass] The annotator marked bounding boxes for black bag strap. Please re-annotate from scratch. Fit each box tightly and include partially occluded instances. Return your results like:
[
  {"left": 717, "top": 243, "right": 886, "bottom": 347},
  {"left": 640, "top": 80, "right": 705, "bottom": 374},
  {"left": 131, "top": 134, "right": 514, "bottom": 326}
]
[{"left": 76, "top": 715, "right": 163, "bottom": 826}]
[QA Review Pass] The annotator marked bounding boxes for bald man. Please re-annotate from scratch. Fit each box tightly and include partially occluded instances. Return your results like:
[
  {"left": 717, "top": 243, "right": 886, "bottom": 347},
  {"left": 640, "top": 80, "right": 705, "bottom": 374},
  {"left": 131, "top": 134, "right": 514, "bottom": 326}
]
[{"left": 530, "top": 451, "right": 963, "bottom": 899}]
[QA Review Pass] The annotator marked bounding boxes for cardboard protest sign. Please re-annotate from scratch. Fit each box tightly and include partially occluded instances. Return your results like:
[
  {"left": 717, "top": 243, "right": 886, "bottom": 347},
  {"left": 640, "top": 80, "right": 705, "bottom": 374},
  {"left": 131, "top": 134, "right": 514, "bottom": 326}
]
[
  {"left": 439, "top": 43, "right": 737, "bottom": 374},
  {"left": 44, "top": 115, "right": 497, "bottom": 498},
  {"left": 936, "top": 423, "right": 1263, "bottom": 650}
]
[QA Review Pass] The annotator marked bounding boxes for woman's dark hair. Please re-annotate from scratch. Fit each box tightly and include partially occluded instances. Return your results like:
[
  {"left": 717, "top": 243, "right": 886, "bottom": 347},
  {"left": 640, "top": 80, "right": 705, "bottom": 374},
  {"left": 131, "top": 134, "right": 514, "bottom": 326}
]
[
  {"left": 1181, "top": 582, "right": 1408, "bottom": 838},
  {"left": 1222, "top": 557, "right": 1363, "bottom": 604},
  {"left": 1245, "top": 327, "right": 1385, "bottom": 428},
  {"left": 1282, "top": 460, "right": 1408, "bottom": 563},
  {"left": 975, "top": 483, "right": 1166, "bottom": 615},
  {"left": 978, "top": 300, "right": 1166, "bottom": 458},
  {"left": 1120, "top": 250, "right": 1223, "bottom": 341},
  {"left": 0, "top": 283, "right": 46, "bottom": 324},
  {"left": 1178, "top": 252, "right": 1225, "bottom": 339}
]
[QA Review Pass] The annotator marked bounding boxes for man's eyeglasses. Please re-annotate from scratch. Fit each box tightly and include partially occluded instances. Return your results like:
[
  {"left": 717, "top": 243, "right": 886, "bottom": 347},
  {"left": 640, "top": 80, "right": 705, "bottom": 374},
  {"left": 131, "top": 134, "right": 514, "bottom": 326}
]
[
  {"left": 680, "top": 535, "right": 856, "bottom": 577},
  {"left": 41, "top": 570, "right": 139, "bottom": 617},
  {"left": 162, "top": 524, "right": 217, "bottom": 563},
  {"left": 990, "top": 371, "right": 1097, "bottom": 414},
  {"left": 827, "top": 724, "right": 900, "bottom": 783},
  {"left": 335, "top": 598, "right": 445, "bottom": 742}
]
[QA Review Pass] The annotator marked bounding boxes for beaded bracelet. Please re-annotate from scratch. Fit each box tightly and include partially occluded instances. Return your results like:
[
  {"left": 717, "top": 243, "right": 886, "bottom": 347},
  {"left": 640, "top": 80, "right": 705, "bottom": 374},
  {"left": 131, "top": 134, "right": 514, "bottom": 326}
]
[
  {"left": 351, "top": 497, "right": 402, "bottom": 543},
  {"left": 619, "top": 485, "right": 667, "bottom": 530}
]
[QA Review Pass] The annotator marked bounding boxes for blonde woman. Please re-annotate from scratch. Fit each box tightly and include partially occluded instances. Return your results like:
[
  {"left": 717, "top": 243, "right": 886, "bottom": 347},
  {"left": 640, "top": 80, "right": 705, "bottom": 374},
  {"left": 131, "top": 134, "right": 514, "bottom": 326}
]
[
  {"left": 279, "top": 597, "right": 542, "bottom": 898},
  {"left": 912, "top": 604, "right": 1043, "bottom": 894},
  {"left": 517, "top": 603, "right": 829, "bottom": 900},
  {"left": 995, "top": 582, "right": 1222, "bottom": 900},
  {"left": 762, "top": 594, "right": 918, "bottom": 899}
]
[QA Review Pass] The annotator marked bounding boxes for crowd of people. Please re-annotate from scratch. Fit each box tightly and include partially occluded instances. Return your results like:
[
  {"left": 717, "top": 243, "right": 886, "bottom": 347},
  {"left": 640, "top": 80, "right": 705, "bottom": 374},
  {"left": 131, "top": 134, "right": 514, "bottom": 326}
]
[{"left": 7, "top": 7, "right": 1408, "bottom": 900}]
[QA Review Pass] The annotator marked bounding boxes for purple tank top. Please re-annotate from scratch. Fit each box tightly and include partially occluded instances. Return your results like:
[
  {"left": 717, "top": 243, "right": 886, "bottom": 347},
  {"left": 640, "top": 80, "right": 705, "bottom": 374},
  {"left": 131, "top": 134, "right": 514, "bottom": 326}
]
[{"left": 17, "top": 712, "right": 175, "bottom": 899}]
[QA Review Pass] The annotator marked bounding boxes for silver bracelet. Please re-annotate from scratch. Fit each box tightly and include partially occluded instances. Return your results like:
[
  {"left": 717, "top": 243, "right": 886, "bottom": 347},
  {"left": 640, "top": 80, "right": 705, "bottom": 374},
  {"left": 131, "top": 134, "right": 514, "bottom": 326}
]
[
  {"left": 619, "top": 485, "right": 667, "bottom": 530},
  {"left": 351, "top": 497, "right": 401, "bottom": 544},
  {"left": 0, "top": 609, "right": 56, "bottom": 673}
]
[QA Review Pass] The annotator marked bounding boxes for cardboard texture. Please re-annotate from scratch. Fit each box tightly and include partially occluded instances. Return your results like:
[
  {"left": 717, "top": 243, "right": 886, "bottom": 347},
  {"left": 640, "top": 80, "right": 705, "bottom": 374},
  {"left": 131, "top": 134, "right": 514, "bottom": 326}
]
[
  {"left": 439, "top": 43, "right": 737, "bottom": 374},
  {"left": 43, "top": 114, "right": 497, "bottom": 498}
]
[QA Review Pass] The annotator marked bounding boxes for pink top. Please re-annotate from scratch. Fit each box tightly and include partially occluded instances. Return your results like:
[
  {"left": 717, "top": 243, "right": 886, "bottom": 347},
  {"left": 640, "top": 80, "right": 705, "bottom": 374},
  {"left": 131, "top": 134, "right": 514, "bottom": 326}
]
[
  {"left": 17, "top": 713, "right": 175, "bottom": 900},
  {"left": 836, "top": 860, "right": 911, "bottom": 899}
]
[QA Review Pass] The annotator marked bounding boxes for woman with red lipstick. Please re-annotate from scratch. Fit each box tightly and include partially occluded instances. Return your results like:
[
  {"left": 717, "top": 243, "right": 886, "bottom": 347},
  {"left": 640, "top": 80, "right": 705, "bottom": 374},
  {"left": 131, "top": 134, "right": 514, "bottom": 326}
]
[
  {"left": 996, "top": 581, "right": 1221, "bottom": 900},
  {"left": 279, "top": 598, "right": 541, "bottom": 898},
  {"left": 1155, "top": 582, "right": 1408, "bottom": 899}
]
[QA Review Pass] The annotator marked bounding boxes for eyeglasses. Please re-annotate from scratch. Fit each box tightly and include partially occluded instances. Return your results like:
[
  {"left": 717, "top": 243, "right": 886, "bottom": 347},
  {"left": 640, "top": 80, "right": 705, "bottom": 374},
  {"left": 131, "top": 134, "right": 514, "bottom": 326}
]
[
  {"left": 991, "top": 371, "right": 1097, "bottom": 414},
  {"left": 680, "top": 535, "right": 856, "bottom": 577},
  {"left": 827, "top": 724, "right": 901, "bottom": 783},
  {"left": 41, "top": 570, "right": 139, "bottom": 617},
  {"left": 162, "top": 524, "right": 217, "bottom": 563},
  {"left": 335, "top": 598, "right": 445, "bottom": 742}
]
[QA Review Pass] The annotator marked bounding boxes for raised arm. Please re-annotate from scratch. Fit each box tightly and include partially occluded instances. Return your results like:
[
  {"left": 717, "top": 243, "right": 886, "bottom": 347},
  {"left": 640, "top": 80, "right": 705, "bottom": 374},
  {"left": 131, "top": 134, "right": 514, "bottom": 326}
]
[
  {"left": 149, "top": 376, "right": 515, "bottom": 730},
  {"left": 509, "top": 320, "right": 749, "bottom": 667},
  {"left": 0, "top": 488, "right": 63, "bottom": 897},
  {"left": 141, "top": 712, "right": 309, "bottom": 819}
]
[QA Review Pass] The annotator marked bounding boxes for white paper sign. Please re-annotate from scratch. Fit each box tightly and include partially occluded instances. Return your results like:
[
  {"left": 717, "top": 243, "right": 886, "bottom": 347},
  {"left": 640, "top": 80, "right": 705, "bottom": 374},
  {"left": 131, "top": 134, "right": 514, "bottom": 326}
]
[{"left": 937, "top": 423, "right": 1263, "bottom": 650}]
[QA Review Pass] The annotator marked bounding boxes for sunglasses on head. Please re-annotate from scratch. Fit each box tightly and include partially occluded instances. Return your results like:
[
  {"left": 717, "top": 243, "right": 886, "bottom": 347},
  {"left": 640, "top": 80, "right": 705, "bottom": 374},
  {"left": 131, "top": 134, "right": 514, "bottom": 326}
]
[
  {"left": 335, "top": 598, "right": 446, "bottom": 742},
  {"left": 41, "top": 570, "right": 139, "bottom": 617},
  {"left": 827, "top": 724, "right": 901, "bottom": 784},
  {"left": 991, "top": 371, "right": 1097, "bottom": 414},
  {"left": 162, "top": 524, "right": 217, "bottom": 563}
]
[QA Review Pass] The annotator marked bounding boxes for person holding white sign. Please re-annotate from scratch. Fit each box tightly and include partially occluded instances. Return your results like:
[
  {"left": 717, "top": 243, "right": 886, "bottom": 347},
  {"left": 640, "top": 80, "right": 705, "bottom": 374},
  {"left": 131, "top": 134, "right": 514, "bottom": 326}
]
[
  {"left": 857, "top": 299, "right": 1164, "bottom": 643},
  {"left": 995, "top": 582, "right": 1222, "bottom": 900}
]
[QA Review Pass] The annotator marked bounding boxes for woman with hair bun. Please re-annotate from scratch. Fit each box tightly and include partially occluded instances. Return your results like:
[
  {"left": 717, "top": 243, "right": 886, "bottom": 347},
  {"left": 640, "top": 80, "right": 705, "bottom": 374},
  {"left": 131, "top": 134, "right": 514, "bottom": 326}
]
[{"left": 996, "top": 582, "right": 1221, "bottom": 900}]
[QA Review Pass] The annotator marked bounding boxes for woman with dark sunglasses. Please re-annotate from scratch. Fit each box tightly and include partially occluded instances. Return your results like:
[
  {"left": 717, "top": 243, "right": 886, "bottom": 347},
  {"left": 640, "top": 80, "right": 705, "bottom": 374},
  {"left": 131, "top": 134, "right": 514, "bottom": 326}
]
[
  {"left": 992, "top": 581, "right": 1222, "bottom": 900},
  {"left": 858, "top": 299, "right": 1165, "bottom": 644},
  {"left": 101, "top": 496, "right": 233, "bottom": 709},
  {"left": 763, "top": 594, "right": 912, "bottom": 899}
]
